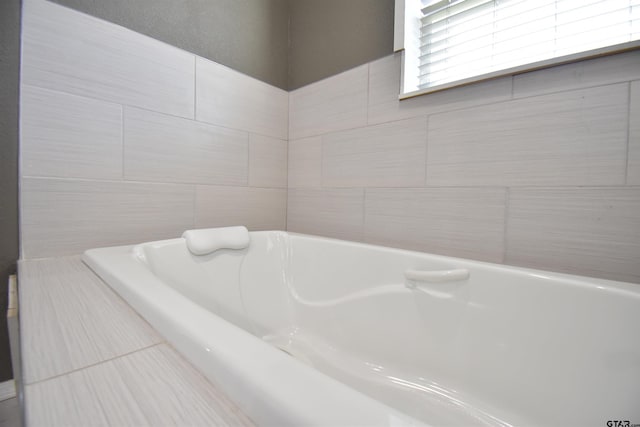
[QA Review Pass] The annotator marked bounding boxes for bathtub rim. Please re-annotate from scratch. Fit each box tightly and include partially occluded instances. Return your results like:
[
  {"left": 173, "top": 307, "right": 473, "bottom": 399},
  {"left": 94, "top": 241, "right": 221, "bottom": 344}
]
[{"left": 284, "top": 231, "right": 640, "bottom": 292}]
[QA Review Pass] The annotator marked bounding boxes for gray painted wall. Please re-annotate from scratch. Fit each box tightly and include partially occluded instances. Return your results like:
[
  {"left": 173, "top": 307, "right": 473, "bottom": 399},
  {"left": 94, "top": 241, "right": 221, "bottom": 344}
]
[
  {"left": 288, "top": 0, "right": 395, "bottom": 89},
  {"left": 50, "top": 0, "right": 396, "bottom": 90},
  {"left": 50, "top": 0, "right": 290, "bottom": 90},
  {"left": 0, "top": 0, "right": 21, "bottom": 381}
]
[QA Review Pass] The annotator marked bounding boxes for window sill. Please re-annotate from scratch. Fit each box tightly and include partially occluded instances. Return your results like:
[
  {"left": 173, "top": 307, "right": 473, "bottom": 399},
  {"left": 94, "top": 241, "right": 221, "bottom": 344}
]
[{"left": 399, "top": 40, "right": 640, "bottom": 101}]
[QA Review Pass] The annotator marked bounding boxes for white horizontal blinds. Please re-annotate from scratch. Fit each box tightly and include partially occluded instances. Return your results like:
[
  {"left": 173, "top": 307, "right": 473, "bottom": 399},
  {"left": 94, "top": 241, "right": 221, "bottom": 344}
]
[{"left": 418, "top": 0, "right": 640, "bottom": 90}]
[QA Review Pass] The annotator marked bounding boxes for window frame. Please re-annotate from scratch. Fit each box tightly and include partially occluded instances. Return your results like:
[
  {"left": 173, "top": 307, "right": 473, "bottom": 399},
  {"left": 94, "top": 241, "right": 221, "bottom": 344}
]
[{"left": 394, "top": 0, "right": 640, "bottom": 100}]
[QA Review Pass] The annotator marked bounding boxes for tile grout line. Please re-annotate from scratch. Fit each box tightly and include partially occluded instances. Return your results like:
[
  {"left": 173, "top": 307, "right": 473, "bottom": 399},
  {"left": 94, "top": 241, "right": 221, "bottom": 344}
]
[
  {"left": 285, "top": 132, "right": 290, "bottom": 230},
  {"left": 286, "top": 92, "right": 292, "bottom": 230},
  {"left": 24, "top": 342, "right": 166, "bottom": 387},
  {"left": 510, "top": 77, "right": 633, "bottom": 100},
  {"left": 21, "top": 175, "right": 289, "bottom": 190},
  {"left": 286, "top": 89, "right": 291, "bottom": 231},
  {"left": 228, "top": 184, "right": 640, "bottom": 191}
]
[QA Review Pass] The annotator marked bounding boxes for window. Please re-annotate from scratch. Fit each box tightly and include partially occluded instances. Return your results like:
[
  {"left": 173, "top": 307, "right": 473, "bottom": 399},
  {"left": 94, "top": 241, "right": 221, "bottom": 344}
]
[{"left": 397, "top": 0, "right": 640, "bottom": 97}]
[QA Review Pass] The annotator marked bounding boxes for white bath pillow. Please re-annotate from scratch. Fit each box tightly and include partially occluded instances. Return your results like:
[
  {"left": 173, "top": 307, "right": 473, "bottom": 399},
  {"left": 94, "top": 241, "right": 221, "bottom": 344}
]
[{"left": 182, "top": 226, "right": 250, "bottom": 256}]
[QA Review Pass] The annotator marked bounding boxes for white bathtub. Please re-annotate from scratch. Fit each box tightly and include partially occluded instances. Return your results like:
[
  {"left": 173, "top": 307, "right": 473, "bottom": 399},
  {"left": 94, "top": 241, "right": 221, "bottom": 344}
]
[{"left": 83, "top": 231, "right": 640, "bottom": 427}]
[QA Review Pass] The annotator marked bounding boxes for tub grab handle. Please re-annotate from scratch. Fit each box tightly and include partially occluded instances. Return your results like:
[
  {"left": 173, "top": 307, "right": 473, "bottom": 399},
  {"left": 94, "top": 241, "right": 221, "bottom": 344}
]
[{"left": 405, "top": 268, "right": 469, "bottom": 286}]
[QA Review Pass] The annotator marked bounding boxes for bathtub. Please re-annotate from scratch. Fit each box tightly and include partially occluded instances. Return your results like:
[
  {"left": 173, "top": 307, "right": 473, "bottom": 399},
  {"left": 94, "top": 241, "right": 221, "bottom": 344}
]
[{"left": 83, "top": 230, "right": 640, "bottom": 427}]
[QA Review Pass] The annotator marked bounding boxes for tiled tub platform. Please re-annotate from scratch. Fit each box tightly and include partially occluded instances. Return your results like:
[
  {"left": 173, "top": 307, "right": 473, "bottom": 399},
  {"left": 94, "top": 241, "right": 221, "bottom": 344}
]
[{"left": 18, "top": 256, "right": 254, "bottom": 426}]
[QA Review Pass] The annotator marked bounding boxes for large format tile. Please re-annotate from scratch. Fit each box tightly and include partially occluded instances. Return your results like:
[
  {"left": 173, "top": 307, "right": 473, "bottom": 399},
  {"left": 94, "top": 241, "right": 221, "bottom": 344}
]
[
  {"left": 514, "top": 50, "right": 640, "bottom": 98},
  {"left": 25, "top": 344, "right": 254, "bottom": 427},
  {"left": 21, "top": 85, "right": 122, "bottom": 180},
  {"left": 367, "top": 53, "right": 513, "bottom": 125},
  {"left": 195, "top": 186, "right": 286, "bottom": 230},
  {"left": 289, "top": 65, "right": 368, "bottom": 139},
  {"left": 364, "top": 188, "right": 506, "bottom": 263},
  {"left": 427, "top": 84, "right": 628, "bottom": 186},
  {"left": 18, "top": 257, "right": 162, "bottom": 384},
  {"left": 322, "top": 118, "right": 427, "bottom": 187},
  {"left": 628, "top": 81, "right": 640, "bottom": 185},
  {"left": 124, "top": 107, "right": 248, "bottom": 185},
  {"left": 249, "top": 134, "right": 287, "bottom": 188},
  {"left": 288, "top": 136, "right": 322, "bottom": 188},
  {"left": 21, "top": 0, "right": 195, "bottom": 118},
  {"left": 506, "top": 188, "right": 640, "bottom": 284},
  {"left": 287, "top": 188, "right": 364, "bottom": 241},
  {"left": 21, "top": 178, "right": 194, "bottom": 258},
  {"left": 196, "top": 58, "right": 288, "bottom": 139}
]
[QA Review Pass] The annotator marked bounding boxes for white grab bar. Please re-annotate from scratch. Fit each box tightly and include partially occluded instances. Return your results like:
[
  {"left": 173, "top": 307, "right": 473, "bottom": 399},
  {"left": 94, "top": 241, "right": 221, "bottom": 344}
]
[{"left": 404, "top": 268, "right": 469, "bottom": 286}]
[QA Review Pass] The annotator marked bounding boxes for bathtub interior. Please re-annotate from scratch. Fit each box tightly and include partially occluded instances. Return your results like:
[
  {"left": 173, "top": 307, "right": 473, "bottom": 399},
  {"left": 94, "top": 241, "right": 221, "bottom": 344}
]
[{"left": 135, "top": 231, "right": 640, "bottom": 426}]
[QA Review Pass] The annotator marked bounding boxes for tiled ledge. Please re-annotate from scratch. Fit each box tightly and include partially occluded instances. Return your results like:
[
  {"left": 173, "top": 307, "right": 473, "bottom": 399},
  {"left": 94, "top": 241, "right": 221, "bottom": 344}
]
[{"left": 18, "top": 256, "right": 254, "bottom": 426}]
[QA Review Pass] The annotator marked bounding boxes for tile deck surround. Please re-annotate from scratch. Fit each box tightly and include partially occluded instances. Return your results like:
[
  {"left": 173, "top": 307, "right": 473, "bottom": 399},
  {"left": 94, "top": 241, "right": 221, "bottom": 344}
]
[{"left": 19, "top": 256, "right": 255, "bottom": 426}]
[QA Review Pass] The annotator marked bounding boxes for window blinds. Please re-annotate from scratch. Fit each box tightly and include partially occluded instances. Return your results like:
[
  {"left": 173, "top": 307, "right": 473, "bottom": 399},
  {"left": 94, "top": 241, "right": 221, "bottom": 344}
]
[{"left": 417, "top": 0, "right": 640, "bottom": 91}]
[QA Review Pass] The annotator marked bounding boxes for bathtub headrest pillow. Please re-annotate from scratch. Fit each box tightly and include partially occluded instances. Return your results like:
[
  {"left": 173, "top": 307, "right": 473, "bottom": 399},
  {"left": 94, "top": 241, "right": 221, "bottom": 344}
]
[{"left": 182, "top": 226, "right": 250, "bottom": 256}]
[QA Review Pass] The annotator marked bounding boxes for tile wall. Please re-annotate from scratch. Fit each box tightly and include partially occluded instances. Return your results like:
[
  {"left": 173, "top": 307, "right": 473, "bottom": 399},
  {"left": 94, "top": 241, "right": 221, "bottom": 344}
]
[
  {"left": 19, "top": 0, "right": 640, "bottom": 284},
  {"left": 20, "top": 0, "right": 288, "bottom": 258},
  {"left": 288, "top": 51, "right": 640, "bottom": 284}
]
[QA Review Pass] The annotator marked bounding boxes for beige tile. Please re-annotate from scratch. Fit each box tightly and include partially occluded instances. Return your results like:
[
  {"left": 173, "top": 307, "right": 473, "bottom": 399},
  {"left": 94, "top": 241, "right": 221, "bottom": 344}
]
[
  {"left": 21, "top": 0, "right": 195, "bottom": 118},
  {"left": 25, "top": 344, "right": 254, "bottom": 427},
  {"left": 322, "top": 118, "right": 427, "bottom": 187},
  {"left": 21, "top": 177, "right": 194, "bottom": 258},
  {"left": 113, "top": 345, "right": 252, "bottom": 426},
  {"left": 628, "top": 81, "right": 640, "bottom": 185},
  {"left": 288, "top": 136, "right": 322, "bottom": 188},
  {"left": 21, "top": 85, "right": 122, "bottom": 180},
  {"left": 26, "top": 366, "right": 112, "bottom": 426},
  {"left": 506, "top": 187, "right": 640, "bottom": 284},
  {"left": 427, "top": 84, "right": 628, "bottom": 186},
  {"left": 196, "top": 58, "right": 288, "bottom": 139},
  {"left": 367, "top": 53, "right": 512, "bottom": 126},
  {"left": 124, "top": 107, "right": 248, "bottom": 185},
  {"left": 287, "top": 188, "right": 364, "bottom": 241},
  {"left": 249, "top": 134, "right": 287, "bottom": 188},
  {"left": 289, "top": 65, "right": 368, "bottom": 139},
  {"left": 514, "top": 50, "right": 640, "bottom": 98},
  {"left": 364, "top": 188, "right": 506, "bottom": 263},
  {"left": 18, "top": 257, "right": 162, "bottom": 384},
  {"left": 195, "top": 186, "right": 286, "bottom": 231}
]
